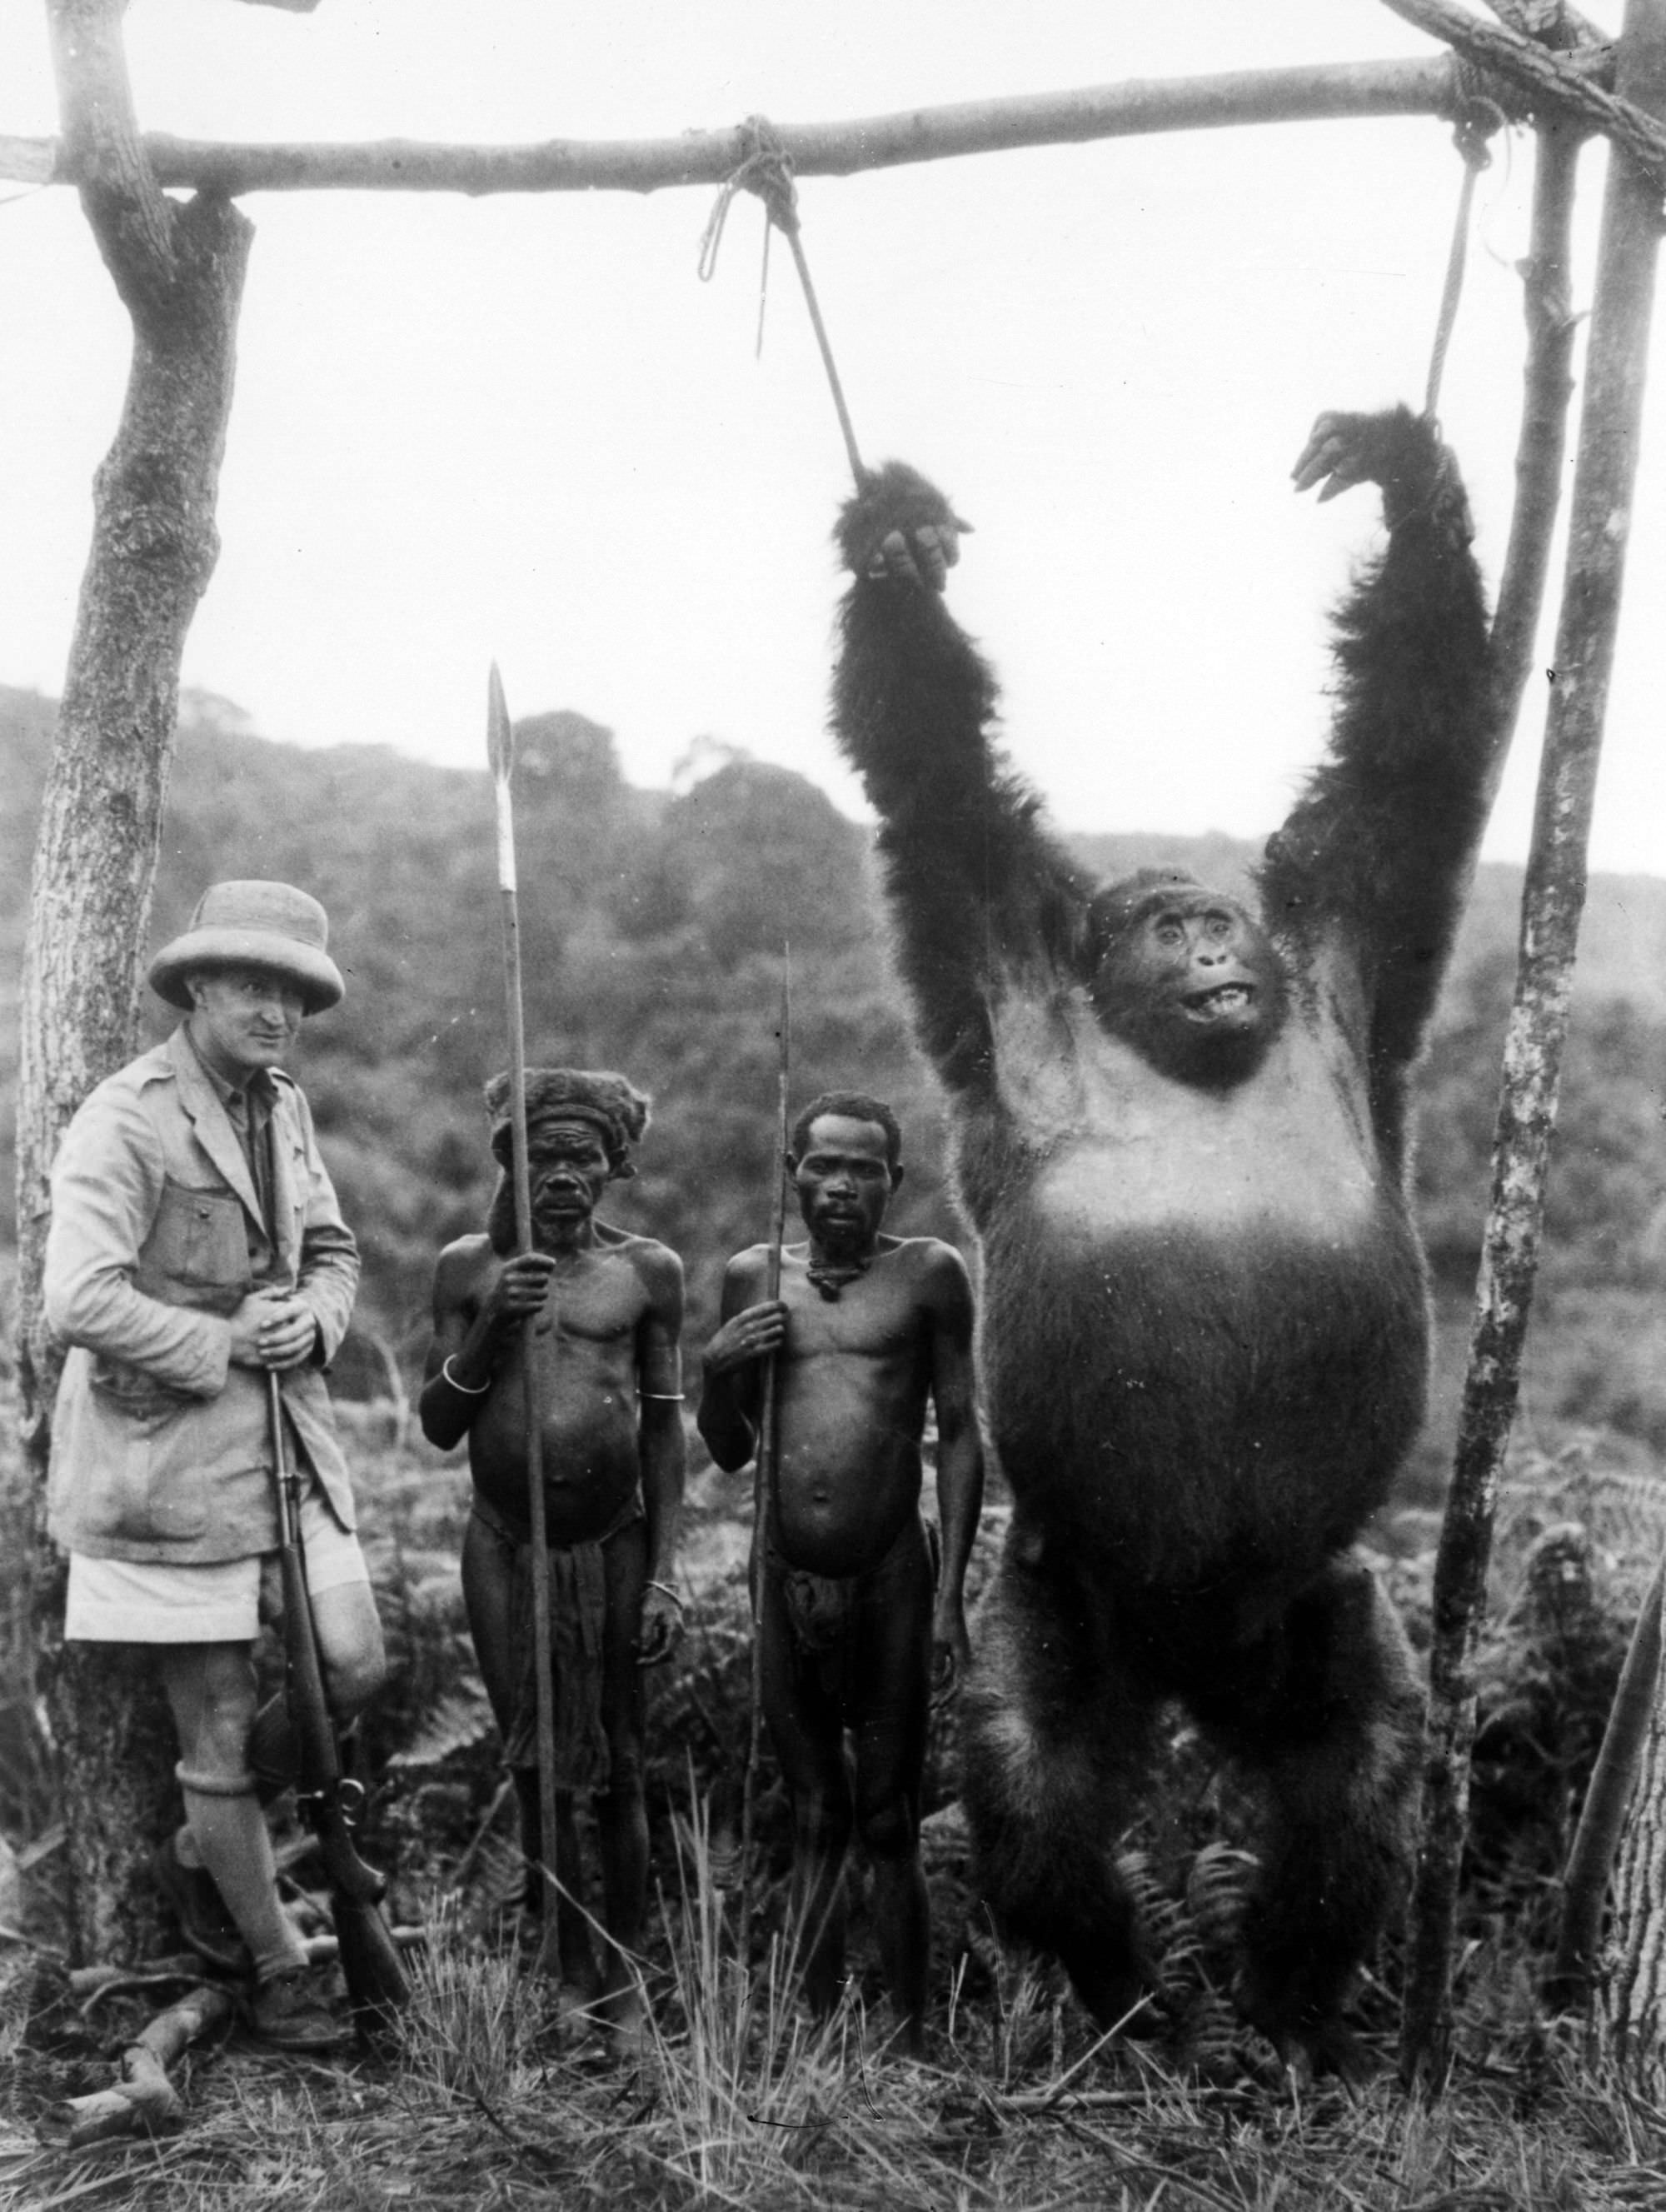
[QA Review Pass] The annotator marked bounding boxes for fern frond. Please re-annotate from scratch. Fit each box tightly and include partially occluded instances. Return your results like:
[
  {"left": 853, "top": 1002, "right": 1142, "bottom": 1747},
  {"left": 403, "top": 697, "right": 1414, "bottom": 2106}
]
[{"left": 388, "top": 1690, "right": 496, "bottom": 1773}]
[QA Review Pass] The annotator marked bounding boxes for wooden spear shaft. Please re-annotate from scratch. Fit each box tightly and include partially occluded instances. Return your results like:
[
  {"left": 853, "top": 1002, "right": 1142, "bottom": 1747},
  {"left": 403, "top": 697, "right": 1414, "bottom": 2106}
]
[
  {"left": 738, "top": 957, "right": 791, "bottom": 1963},
  {"left": 486, "top": 663, "right": 563, "bottom": 1977},
  {"left": 1399, "top": 0, "right": 1666, "bottom": 2095}
]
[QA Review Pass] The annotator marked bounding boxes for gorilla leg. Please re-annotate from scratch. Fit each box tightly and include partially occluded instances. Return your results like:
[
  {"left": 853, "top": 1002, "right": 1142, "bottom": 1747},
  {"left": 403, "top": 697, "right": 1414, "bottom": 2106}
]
[
  {"left": 1194, "top": 1553, "right": 1423, "bottom": 2066},
  {"left": 960, "top": 1534, "right": 1162, "bottom": 2029}
]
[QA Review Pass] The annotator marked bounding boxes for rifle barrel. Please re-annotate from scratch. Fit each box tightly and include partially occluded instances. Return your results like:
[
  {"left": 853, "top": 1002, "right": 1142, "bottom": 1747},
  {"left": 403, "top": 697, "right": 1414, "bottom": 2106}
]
[
  {"left": 267, "top": 1371, "right": 301, "bottom": 1545},
  {"left": 265, "top": 1366, "right": 410, "bottom": 2027}
]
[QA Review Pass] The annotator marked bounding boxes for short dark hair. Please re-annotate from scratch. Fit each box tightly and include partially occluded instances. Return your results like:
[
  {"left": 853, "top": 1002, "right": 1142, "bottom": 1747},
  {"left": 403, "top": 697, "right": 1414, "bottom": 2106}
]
[{"left": 791, "top": 1091, "right": 902, "bottom": 1167}]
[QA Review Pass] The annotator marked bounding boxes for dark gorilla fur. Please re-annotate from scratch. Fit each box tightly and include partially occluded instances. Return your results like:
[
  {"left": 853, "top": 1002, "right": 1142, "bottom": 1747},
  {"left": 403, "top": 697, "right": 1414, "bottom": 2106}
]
[{"left": 830, "top": 410, "right": 1491, "bottom": 2065}]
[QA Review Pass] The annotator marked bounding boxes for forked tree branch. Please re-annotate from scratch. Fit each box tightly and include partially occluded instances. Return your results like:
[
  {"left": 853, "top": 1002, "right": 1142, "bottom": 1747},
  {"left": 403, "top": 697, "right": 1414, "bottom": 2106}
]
[
  {"left": 1399, "top": 0, "right": 1666, "bottom": 2095},
  {"left": 1481, "top": 0, "right": 1613, "bottom": 53},
  {"left": 1385, "top": 0, "right": 1666, "bottom": 191},
  {"left": 46, "top": 0, "right": 176, "bottom": 314},
  {"left": 1395, "top": 114, "right": 1583, "bottom": 2092}
]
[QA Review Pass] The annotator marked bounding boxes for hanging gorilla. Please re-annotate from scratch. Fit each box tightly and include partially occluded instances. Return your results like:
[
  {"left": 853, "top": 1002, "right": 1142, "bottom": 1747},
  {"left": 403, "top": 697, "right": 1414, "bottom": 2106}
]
[{"left": 830, "top": 407, "right": 1492, "bottom": 2069}]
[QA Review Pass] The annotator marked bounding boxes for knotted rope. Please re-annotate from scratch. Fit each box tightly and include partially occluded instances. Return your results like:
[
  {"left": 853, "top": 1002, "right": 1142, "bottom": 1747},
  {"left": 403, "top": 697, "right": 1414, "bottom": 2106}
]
[
  {"left": 1425, "top": 97, "right": 1509, "bottom": 420},
  {"left": 700, "top": 117, "right": 867, "bottom": 487}
]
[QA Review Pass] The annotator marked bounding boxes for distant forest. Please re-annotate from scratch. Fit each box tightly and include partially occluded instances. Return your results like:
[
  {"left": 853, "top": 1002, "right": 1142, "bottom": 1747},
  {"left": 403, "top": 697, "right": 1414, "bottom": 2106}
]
[{"left": 5, "top": 683, "right": 1666, "bottom": 1396}]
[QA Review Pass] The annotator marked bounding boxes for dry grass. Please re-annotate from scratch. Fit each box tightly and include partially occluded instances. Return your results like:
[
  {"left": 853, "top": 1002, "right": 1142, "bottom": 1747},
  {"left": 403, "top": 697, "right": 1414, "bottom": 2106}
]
[{"left": 7, "top": 1825, "right": 1666, "bottom": 2212}]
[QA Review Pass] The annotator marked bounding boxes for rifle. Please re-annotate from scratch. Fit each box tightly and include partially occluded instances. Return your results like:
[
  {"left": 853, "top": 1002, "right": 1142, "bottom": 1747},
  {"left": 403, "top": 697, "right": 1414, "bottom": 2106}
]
[{"left": 267, "top": 1370, "right": 411, "bottom": 2035}]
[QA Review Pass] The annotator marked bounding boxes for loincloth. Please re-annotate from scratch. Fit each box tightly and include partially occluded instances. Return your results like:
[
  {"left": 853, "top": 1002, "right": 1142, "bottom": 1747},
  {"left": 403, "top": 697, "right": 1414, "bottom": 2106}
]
[
  {"left": 766, "top": 1513, "right": 940, "bottom": 1700},
  {"left": 470, "top": 1487, "right": 643, "bottom": 1796}
]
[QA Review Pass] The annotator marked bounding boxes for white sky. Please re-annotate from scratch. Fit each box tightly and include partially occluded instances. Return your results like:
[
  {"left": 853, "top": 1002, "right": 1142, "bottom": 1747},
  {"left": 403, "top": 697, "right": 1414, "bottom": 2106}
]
[{"left": 2, "top": 1, "right": 1661, "bottom": 873}]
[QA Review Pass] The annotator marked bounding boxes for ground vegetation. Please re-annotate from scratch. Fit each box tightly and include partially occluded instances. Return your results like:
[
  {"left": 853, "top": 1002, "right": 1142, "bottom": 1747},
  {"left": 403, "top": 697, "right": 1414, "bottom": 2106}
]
[{"left": 6, "top": 690, "right": 1666, "bottom": 2200}]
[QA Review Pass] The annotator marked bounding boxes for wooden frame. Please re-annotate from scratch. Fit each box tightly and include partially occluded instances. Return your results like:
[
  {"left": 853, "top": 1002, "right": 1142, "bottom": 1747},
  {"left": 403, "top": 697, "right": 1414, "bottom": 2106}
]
[{"left": 14, "top": 0, "right": 1666, "bottom": 2088}]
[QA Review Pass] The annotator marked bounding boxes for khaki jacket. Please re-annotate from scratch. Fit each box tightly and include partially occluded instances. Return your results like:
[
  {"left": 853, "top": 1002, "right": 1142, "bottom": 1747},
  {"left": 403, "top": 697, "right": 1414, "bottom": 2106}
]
[{"left": 44, "top": 1026, "right": 360, "bottom": 1565}]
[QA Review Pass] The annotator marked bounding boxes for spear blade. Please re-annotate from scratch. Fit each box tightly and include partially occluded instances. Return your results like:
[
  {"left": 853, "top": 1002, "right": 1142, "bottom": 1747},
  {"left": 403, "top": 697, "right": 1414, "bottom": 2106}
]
[
  {"left": 486, "top": 664, "right": 518, "bottom": 896},
  {"left": 486, "top": 661, "right": 515, "bottom": 786}
]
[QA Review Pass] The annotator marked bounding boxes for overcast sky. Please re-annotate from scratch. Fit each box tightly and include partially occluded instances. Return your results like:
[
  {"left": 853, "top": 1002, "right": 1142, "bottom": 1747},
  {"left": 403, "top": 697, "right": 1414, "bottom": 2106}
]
[{"left": 2, "top": 2, "right": 1661, "bottom": 874}]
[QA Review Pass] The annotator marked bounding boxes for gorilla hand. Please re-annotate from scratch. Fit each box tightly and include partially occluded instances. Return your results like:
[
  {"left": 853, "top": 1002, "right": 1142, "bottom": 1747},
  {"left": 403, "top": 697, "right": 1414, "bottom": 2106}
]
[
  {"left": 869, "top": 522, "right": 962, "bottom": 591},
  {"left": 837, "top": 460, "right": 970, "bottom": 592},
  {"left": 1292, "top": 406, "right": 1470, "bottom": 537}
]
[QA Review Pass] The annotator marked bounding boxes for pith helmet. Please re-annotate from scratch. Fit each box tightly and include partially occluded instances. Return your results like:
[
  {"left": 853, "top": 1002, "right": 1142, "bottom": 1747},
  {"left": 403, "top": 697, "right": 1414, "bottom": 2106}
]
[{"left": 147, "top": 880, "right": 345, "bottom": 1015}]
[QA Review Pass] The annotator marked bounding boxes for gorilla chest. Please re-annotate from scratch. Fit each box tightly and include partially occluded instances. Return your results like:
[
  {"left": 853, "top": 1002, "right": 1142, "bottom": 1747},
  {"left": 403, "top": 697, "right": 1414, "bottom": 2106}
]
[
  {"left": 1025, "top": 1071, "right": 1379, "bottom": 1248},
  {"left": 978, "top": 1045, "right": 1427, "bottom": 1560},
  {"left": 988, "top": 985, "right": 1379, "bottom": 1245}
]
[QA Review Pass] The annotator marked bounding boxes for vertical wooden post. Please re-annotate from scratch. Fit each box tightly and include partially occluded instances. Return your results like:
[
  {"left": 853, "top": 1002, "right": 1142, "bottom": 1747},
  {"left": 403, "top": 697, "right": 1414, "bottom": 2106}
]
[
  {"left": 1554, "top": 1551, "right": 1666, "bottom": 2012},
  {"left": 1400, "top": 0, "right": 1666, "bottom": 2094},
  {"left": 17, "top": 0, "right": 252, "bottom": 1964},
  {"left": 1479, "top": 117, "right": 1581, "bottom": 809},
  {"left": 1600, "top": 1560, "right": 1666, "bottom": 2064}
]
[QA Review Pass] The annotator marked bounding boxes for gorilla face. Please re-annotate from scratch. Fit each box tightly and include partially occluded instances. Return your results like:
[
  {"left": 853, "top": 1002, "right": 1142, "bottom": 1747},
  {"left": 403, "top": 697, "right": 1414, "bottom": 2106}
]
[{"left": 1089, "top": 878, "right": 1286, "bottom": 1086}]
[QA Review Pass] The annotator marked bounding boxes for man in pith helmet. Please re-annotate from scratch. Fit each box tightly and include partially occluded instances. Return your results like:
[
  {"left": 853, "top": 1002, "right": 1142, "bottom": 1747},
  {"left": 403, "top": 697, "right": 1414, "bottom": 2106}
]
[{"left": 44, "top": 880, "right": 384, "bottom": 2051}]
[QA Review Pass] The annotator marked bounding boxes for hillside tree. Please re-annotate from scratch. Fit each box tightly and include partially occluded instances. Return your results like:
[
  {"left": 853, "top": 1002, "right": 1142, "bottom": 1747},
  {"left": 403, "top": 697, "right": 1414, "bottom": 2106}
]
[{"left": 16, "top": 0, "right": 252, "bottom": 1961}]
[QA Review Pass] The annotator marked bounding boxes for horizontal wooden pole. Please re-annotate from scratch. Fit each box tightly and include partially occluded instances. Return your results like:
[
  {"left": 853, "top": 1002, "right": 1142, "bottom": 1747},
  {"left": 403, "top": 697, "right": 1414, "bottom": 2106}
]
[
  {"left": 0, "top": 134, "right": 55, "bottom": 187},
  {"left": 0, "top": 57, "right": 1478, "bottom": 197}
]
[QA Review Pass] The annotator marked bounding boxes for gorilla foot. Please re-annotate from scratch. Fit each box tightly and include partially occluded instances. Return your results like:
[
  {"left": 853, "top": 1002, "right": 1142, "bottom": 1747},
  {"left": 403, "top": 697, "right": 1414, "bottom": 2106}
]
[
  {"left": 1232, "top": 1964, "right": 1374, "bottom": 2085},
  {"left": 1060, "top": 1949, "right": 1167, "bottom": 2041},
  {"left": 1289, "top": 2015, "right": 1371, "bottom": 2087}
]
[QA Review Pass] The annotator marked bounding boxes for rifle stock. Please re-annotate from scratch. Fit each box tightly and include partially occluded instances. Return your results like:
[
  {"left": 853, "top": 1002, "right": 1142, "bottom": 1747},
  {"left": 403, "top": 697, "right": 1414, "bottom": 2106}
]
[{"left": 268, "top": 1374, "right": 411, "bottom": 2032}]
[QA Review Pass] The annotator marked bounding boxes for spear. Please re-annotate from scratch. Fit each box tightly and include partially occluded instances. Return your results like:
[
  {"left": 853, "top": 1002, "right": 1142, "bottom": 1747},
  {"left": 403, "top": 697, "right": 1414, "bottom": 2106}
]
[
  {"left": 487, "top": 662, "right": 562, "bottom": 1977},
  {"left": 738, "top": 952, "right": 791, "bottom": 1961}
]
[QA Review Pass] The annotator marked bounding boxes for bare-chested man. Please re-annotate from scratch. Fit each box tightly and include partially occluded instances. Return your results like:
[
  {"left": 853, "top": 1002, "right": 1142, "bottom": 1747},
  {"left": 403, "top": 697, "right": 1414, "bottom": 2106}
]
[
  {"left": 419, "top": 1069, "right": 685, "bottom": 2039},
  {"left": 699, "top": 1091, "right": 984, "bottom": 2050}
]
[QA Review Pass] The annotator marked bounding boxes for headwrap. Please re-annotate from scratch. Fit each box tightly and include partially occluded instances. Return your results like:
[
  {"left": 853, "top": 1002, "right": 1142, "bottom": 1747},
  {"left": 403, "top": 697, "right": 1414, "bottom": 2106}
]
[{"left": 483, "top": 1067, "right": 651, "bottom": 1181}]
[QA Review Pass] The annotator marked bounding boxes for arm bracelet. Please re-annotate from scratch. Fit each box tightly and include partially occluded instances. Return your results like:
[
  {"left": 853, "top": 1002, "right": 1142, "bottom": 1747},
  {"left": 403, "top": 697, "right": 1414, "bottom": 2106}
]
[
  {"left": 646, "top": 1580, "right": 685, "bottom": 1610},
  {"left": 441, "top": 1355, "right": 491, "bottom": 1397}
]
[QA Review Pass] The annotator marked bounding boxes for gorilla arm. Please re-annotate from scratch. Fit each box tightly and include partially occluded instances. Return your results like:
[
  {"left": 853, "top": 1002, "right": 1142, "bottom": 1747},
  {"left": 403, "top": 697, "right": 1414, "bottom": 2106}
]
[
  {"left": 1260, "top": 407, "right": 1493, "bottom": 1111},
  {"left": 832, "top": 464, "right": 1095, "bottom": 1100}
]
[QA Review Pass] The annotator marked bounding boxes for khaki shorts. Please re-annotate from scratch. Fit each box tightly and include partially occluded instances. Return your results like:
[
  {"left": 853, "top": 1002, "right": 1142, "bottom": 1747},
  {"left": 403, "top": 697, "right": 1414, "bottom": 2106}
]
[{"left": 65, "top": 1482, "right": 370, "bottom": 1645}]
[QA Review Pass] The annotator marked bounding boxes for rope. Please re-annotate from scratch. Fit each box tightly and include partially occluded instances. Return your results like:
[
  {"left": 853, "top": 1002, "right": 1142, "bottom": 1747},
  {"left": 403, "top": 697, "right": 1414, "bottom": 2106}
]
[
  {"left": 1425, "top": 97, "right": 1509, "bottom": 421},
  {"left": 700, "top": 117, "right": 867, "bottom": 487}
]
